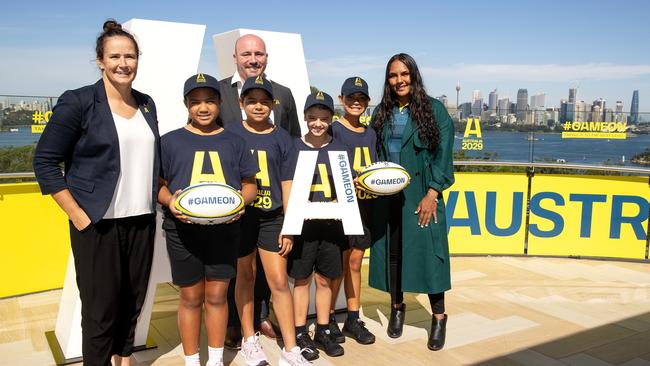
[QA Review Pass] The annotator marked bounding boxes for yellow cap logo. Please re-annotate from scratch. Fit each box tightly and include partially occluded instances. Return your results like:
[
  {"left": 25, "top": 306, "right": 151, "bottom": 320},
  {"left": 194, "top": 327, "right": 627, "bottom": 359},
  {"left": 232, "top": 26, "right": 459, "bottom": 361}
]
[
  {"left": 255, "top": 75, "right": 264, "bottom": 85},
  {"left": 316, "top": 91, "right": 325, "bottom": 100},
  {"left": 196, "top": 73, "right": 206, "bottom": 83},
  {"left": 354, "top": 77, "right": 363, "bottom": 87}
]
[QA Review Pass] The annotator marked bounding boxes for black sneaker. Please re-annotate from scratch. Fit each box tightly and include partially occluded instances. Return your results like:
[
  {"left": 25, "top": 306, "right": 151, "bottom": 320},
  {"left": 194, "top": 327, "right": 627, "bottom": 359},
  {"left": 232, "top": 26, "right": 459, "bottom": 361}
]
[
  {"left": 295, "top": 331, "right": 319, "bottom": 361},
  {"left": 343, "top": 318, "right": 376, "bottom": 344},
  {"left": 314, "top": 329, "right": 344, "bottom": 357},
  {"left": 328, "top": 315, "right": 345, "bottom": 343}
]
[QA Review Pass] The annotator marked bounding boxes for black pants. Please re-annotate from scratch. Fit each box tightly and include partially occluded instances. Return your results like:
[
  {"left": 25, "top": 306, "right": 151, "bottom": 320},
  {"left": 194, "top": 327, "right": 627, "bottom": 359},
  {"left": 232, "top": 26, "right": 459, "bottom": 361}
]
[
  {"left": 69, "top": 214, "right": 155, "bottom": 366},
  {"left": 388, "top": 195, "right": 445, "bottom": 314},
  {"left": 227, "top": 252, "right": 272, "bottom": 328}
]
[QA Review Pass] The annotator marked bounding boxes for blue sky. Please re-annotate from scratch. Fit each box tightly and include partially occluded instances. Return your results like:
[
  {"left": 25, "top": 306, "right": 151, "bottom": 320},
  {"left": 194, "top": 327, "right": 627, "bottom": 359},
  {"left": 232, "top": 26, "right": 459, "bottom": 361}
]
[{"left": 1, "top": 0, "right": 649, "bottom": 113}]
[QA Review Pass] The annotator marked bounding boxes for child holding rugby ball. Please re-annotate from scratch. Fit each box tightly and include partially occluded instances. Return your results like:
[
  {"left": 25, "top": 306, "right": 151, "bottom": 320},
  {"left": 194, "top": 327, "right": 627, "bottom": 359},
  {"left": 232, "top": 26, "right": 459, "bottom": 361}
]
[
  {"left": 289, "top": 91, "right": 348, "bottom": 360},
  {"left": 327, "top": 77, "right": 378, "bottom": 345},
  {"left": 158, "top": 73, "right": 258, "bottom": 366},
  {"left": 227, "top": 75, "right": 310, "bottom": 366}
]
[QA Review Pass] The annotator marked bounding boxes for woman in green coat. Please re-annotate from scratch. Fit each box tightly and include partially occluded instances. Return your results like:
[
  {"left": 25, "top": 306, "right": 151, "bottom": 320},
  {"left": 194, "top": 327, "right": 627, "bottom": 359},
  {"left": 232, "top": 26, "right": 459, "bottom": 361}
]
[{"left": 368, "top": 53, "right": 455, "bottom": 351}]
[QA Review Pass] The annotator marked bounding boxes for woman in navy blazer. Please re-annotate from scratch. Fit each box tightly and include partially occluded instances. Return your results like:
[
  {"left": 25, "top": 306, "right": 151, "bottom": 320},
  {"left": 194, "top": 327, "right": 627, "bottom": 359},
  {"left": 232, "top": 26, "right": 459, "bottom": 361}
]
[{"left": 33, "top": 20, "right": 159, "bottom": 366}]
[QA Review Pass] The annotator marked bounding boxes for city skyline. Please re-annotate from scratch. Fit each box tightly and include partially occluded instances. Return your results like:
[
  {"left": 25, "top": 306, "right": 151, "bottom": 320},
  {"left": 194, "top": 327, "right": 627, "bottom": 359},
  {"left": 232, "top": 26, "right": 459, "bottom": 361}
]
[{"left": 1, "top": 0, "right": 649, "bottom": 112}]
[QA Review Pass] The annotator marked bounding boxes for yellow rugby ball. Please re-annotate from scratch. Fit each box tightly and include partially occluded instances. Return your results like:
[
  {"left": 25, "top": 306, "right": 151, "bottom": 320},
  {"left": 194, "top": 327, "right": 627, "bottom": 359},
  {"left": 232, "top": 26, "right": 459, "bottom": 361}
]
[
  {"left": 358, "top": 161, "right": 411, "bottom": 196},
  {"left": 174, "top": 182, "right": 244, "bottom": 224}
]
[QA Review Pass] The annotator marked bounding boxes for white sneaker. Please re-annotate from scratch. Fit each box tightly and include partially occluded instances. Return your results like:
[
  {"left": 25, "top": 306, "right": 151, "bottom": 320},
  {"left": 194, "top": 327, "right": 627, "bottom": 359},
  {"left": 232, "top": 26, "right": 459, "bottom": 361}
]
[
  {"left": 240, "top": 333, "right": 269, "bottom": 366},
  {"left": 279, "top": 346, "right": 312, "bottom": 366}
]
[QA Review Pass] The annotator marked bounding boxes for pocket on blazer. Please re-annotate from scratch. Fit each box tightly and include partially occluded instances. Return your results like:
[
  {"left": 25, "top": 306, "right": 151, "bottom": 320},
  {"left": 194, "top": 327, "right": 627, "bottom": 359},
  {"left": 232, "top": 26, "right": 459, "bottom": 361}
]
[{"left": 67, "top": 175, "right": 95, "bottom": 193}]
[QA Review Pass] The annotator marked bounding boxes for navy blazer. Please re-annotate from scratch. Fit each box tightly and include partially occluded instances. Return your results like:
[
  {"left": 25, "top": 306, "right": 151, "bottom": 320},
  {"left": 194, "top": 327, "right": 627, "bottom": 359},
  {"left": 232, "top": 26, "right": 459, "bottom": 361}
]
[
  {"left": 33, "top": 79, "right": 161, "bottom": 223},
  {"left": 217, "top": 76, "right": 302, "bottom": 137}
]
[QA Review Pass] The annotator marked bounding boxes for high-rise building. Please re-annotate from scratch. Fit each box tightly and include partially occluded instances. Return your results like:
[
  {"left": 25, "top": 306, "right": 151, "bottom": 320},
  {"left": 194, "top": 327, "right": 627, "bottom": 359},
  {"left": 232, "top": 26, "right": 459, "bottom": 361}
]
[
  {"left": 488, "top": 89, "right": 498, "bottom": 114},
  {"left": 592, "top": 105, "right": 602, "bottom": 122},
  {"left": 569, "top": 88, "right": 577, "bottom": 103},
  {"left": 615, "top": 100, "right": 624, "bottom": 122},
  {"left": 630, "top": 90, "right": 639, "bottom": 124},
  {"left": 566, "top": 102, "right": 575, "bottom": 122},
  {"left": 456, "top": 81, "right": 461, "bottom": 111},
  {"left": 472, "top": 90, "right": 481, "bottom": 102},
  {"left": 516, "top": 88, "right": 528, "bottom": 122},
  {"left": 498, "top": 98, "right": 509, "bottom": 116},
  {"left": 530, "top": 93, "right": 546, "bottom": 110},
  {"left": 560, "top": 99, "right": 568, "bottom": 123},
  {"left": 592, "top": 98, "right": 606, "bottom": 121},
  {"left": 459, "top": 102, "right": 472, "bottom": 119},
  {"left": 472, "top": 98, "right": 483, "bottom": 116}
]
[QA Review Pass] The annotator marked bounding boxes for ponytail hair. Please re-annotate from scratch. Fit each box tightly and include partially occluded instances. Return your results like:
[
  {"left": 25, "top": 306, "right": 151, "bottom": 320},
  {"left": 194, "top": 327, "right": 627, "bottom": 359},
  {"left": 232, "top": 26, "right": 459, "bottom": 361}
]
[{"left": 95, "top": 19, "right": 139, "bottom": 60}]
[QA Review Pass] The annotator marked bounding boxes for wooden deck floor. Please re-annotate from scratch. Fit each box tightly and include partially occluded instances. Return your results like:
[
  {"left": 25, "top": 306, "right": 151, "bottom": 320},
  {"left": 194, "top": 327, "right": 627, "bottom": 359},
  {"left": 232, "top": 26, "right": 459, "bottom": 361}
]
[{"left": 3, "top": 256, "right": 650, "bottom": 366}]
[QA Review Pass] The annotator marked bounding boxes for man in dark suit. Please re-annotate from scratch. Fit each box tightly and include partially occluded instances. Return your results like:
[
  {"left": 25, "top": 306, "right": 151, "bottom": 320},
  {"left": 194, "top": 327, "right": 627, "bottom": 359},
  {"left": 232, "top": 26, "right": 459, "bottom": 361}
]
[
  {"left": 217, "top": 34, "right": 301, "bottom": 137},
  {"left": 221, "top": 34, "right": 298, "bottom": 349}
]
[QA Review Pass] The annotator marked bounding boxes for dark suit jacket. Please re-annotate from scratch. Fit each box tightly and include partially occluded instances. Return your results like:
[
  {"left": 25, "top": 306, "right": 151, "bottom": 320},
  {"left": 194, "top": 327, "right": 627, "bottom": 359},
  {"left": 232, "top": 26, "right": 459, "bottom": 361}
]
[
  {"left": 217, "top": 76, "right": 301, "bottom": 137},
  {"left": 33, "top": 79, "right": 161, "bottom": 223}
]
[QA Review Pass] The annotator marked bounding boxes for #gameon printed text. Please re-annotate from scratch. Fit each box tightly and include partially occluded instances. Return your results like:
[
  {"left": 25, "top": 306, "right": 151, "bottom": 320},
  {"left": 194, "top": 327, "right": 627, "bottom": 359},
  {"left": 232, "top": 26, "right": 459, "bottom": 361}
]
[
  {"left": 186, "top": 196, "right": 237, "bottom": 205},
  {"left": 370, "top": 177, "right": 407, "bottom": 185}
]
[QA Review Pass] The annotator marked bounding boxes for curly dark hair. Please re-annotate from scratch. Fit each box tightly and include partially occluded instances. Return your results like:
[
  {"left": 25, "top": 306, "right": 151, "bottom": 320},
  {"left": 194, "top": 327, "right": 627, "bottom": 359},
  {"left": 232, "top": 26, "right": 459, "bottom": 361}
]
[{"left": 373, "top": 53, "right": 439, "bottom": 153}]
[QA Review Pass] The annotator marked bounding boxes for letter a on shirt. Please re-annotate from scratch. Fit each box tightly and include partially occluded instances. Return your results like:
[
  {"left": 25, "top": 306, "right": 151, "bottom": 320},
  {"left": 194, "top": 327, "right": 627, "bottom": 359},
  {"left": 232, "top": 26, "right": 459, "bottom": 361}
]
[{"left": 190, "top": 151, "right": 226, "bottom": 185}]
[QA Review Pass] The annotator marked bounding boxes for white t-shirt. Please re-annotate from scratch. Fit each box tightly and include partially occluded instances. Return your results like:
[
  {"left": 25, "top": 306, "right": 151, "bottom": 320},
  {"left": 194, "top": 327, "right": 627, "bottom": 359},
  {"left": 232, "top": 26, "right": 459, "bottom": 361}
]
[{"left": 103, "top": 109, "right": 155, "bottom": 219}]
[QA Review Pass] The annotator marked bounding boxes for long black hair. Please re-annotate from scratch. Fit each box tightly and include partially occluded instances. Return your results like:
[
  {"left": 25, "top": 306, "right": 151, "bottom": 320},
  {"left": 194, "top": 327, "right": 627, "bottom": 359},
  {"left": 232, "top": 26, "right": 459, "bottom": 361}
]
[{"left": 373, "top": 53, "right": 439, "bottom": 153}]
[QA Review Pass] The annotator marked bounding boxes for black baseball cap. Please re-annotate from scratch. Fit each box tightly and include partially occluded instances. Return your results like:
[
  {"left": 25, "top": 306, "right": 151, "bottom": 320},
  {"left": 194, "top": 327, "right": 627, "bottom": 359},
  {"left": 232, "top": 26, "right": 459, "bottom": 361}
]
[
  {"left": 241, "top": 75, "right": 274, "bottom": 98},
  {"left": 341, "top": 76, "right": 369, "bottom": 98},
  {"left": 304, "top": 91, "right": 334, "bottom": 113},
  {"left": 184, "top": 73, "right": 221, "bottom": 97}
]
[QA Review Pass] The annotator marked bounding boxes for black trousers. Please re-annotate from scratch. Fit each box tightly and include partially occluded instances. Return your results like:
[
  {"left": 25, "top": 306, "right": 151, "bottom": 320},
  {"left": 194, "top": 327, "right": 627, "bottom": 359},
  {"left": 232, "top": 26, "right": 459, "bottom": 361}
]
[
  {"left": 227, "top": 252, "right": 272, "bottom": 328},
  {"left": 388, "top": 195, "right": 445, "bottom": 314},
  {"left": 69, "top": 214, "right": 155, "bottom": 366}
]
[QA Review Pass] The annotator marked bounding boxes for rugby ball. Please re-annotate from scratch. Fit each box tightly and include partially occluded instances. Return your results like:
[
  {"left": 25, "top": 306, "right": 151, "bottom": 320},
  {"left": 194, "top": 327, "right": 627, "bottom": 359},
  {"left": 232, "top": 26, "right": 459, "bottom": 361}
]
[
  {"left": 174, "top": 182, "right": 244, "bottom": 225},
  {"left": 358, "top": 161, "right": 411, "bottom": 196}
]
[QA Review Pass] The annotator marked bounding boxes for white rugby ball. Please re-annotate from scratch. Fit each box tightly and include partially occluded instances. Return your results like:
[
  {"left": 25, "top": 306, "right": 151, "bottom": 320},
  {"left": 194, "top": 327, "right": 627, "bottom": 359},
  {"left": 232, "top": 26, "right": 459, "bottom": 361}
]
[
  {"left": 174, "top": 182, "right": 244, "bottom": 225},
  {"left": 358, "top": 161, "right": 411, "bottom": 196}
]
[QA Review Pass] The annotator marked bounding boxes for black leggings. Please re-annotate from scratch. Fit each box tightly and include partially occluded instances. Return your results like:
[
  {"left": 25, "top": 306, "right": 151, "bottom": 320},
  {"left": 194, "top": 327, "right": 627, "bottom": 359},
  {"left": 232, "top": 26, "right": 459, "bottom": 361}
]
[{"left": 388, "top": 195, "right": 445, "bottom": 314}]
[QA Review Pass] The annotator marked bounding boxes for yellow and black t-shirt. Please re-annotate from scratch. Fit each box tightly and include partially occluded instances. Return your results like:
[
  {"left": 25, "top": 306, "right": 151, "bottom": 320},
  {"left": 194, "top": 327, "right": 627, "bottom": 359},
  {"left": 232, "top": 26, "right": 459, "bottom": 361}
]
[{"left": 228, "top": 122, "right": 297, "bottom": 212}]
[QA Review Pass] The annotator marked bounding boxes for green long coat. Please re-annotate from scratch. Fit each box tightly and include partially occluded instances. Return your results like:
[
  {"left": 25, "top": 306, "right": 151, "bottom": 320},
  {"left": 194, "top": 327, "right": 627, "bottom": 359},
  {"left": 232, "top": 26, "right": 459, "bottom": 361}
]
[{"left": 368, "top": 97, "right": 455, "bottom": 294}]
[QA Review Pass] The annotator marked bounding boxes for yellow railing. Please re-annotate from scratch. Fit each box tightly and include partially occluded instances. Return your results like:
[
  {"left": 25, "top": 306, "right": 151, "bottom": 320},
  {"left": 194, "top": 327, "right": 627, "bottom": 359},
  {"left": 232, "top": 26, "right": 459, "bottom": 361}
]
[{"left": 1, "top": 171, "right": 648, "bottom": 298}]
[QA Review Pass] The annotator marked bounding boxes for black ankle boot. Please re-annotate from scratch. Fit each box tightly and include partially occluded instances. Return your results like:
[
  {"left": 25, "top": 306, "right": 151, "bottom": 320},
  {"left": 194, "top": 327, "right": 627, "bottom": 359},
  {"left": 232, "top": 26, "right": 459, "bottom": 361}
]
[
  {"left": 428, "top": 314, "right": 447, "bottom": 351},
  {"left": 387, "top": 303, "right": 406, "bottom": 338}
]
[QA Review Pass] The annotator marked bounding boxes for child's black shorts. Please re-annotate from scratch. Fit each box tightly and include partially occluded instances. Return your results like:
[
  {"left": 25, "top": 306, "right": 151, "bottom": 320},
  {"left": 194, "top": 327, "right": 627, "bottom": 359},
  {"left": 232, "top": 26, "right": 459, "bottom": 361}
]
[
  {"left": 346, "top": 198, "right": 374, "bottom": 250},
  {"left": 163, "top": 216, "right": 239, "bottom": 286},
  {"left": 238, "top": 207, "right": 284, "bottom": 257},
  {"left": 288, "top": 220, "right": 346, "bottom": 280}
]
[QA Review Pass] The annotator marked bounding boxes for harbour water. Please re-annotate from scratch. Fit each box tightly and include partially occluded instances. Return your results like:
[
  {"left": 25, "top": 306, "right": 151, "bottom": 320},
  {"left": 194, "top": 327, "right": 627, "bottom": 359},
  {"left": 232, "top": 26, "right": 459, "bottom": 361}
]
[
  {"left": 1, "top": 126, "right": 649, "bottom": 168},
  {"left": 455, "top": 130, "right": 650, "bottom": 167}
]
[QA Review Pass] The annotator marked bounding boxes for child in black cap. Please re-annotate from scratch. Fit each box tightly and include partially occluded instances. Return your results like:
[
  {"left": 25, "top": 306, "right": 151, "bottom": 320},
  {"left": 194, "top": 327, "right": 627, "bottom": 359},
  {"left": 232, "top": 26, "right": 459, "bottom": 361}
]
[
  {"left": 158, "top": 73, "right": 258, "bottom": 366},
  {"left": 289, "top": 91, "right": 348, "bottom": 360},
  {"left": 227, "top": 75, "right": 311, "bottom": 366},
  {"left": 327, "top": 77, "right": 377, "bottom": 345}
]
